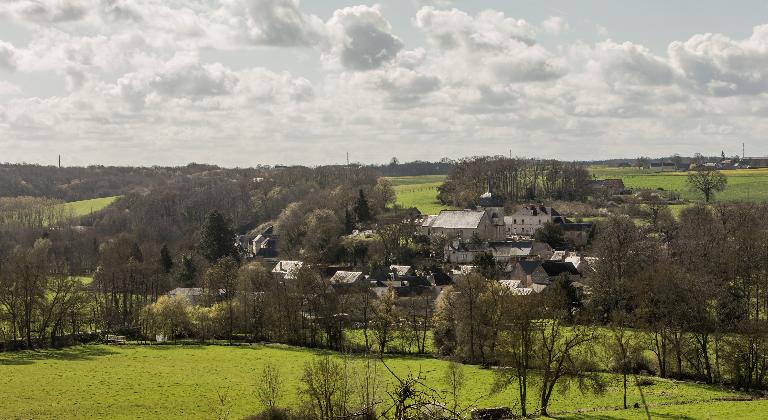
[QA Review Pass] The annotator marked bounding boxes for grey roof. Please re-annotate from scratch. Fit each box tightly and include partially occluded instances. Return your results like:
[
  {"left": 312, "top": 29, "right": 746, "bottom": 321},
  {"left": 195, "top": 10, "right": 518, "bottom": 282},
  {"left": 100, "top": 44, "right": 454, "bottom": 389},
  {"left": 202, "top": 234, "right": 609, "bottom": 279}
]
[
  {"left": 390, "top": 265, "right": 412, "bottom": 276},
  {"left": 541, "top": 261, "right": 580, "bottom": 277},
  {"left": 424, "top": 210, "right": 485, "bottom": 229},
  {"left": 517, "top": 260, "right": 542, "bottom": 275},
  {"left": 512, "top": 205, "right": 561, "bottom": 217},
  {"left": 329, "top": 271, "right": 364, "bottom": 284},
  {"left": 272, "top": 261, "right": 304, "bottom": 278}
]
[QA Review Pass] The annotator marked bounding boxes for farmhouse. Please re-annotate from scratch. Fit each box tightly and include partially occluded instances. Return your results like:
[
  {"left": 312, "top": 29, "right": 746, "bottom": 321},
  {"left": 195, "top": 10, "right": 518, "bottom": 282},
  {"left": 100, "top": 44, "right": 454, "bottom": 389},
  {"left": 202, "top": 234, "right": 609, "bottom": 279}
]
[
  {"left": 421, "top": 209, "right": 501, "bottom": 240},
  {"left": 505, "top": 205, "right": 563, "bottom": 236},
  {"left": 272, "top": 260, "right": 304, "bottom": 280}
]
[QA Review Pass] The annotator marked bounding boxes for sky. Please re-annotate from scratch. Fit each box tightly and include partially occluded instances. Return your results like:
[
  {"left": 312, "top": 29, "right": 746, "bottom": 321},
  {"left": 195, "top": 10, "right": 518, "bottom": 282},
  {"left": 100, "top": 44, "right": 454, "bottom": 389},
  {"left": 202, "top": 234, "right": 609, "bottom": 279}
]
[{"left": 1, "top": 1, "right": 768, "bottom": 167}]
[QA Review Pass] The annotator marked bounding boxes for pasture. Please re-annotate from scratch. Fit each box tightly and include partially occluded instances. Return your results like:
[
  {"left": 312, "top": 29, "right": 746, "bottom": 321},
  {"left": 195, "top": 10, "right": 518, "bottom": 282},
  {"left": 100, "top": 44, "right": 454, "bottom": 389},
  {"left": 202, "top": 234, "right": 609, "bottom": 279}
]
[
  {"left": 0, "top": 344, "right": 762, "bottom": 419},
  {"left": 590, "top": 167, "right": 768, "bottom": 202},
  {"left": 57, "top": 196, "right": 120, "bottom": 217},
  {"left": 388, "top": 175, "right": 453, "bottom": 215}
]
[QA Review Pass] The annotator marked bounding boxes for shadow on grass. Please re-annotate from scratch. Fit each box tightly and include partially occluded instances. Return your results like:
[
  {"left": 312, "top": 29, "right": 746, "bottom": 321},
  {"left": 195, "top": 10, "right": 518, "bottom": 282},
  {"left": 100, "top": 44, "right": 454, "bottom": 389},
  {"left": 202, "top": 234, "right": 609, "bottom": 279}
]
[
  {"left": 557, "top": 410, "right": 695, "bottom": 420},
  {"left": 0, "top": 345, "right": 117, "bottom": 365}
]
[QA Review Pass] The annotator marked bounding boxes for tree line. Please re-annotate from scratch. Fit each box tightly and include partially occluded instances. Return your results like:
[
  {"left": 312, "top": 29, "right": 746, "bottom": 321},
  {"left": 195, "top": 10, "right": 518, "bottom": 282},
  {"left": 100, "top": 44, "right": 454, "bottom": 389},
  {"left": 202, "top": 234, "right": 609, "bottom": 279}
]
[{"left": 438, "top": 156, "right": 592, "bottom": 208}]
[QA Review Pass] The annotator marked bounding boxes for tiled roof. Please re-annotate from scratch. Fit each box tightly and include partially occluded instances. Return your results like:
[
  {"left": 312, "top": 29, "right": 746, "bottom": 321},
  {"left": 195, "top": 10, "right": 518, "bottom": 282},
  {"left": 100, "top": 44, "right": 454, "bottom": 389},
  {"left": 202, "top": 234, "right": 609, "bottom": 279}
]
[{"left": 329, "top": 271, "right": 364, "bottom": 284}]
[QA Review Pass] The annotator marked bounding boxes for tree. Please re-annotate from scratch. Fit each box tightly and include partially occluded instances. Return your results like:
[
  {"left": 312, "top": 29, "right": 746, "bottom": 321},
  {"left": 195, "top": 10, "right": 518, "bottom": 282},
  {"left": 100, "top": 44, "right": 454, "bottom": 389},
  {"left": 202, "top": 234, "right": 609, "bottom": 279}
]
[
  {"left": 493, "top": 294, "right": 539, "bottom": 417},
  {"left": 534, "top": 221, "right": 568, "bottom": 250},
  {"left": 160, "top": 244, "right": 173, "bottom": 274},
  {"left": 354, "top": 189, "right": 371, "bottom": 222},
  {"left": 199, "top": 210, "right": 237, "bottom": 263},
  {"left": 302, "top": 209, "right": 343, "bottom": 263},
  {"left": 472, "top": 252, "right": 499, "bottom": 280},
  {"left": 443, "top": 361, "right": 465, "bottom": 418},
  {"left": 371, "top": 285, "right": 399, "bottom": 355},
  {"left": 687, "top": 168, "right": 727, "bottom": 202},
  {"left": 176, "top": 253, "right": 197, "bottom": 287},
  {"left": 203, "top": 256, "right": 239, "bottom": 342},
  {"left": 256, "top": 363, "right": 282, "bottom": 411},
  {"left": 344, "top": 208, "right": 354, "bottom": 234},
  {"left": 537, "top": 298, "right": 604, "bottom": 416}
]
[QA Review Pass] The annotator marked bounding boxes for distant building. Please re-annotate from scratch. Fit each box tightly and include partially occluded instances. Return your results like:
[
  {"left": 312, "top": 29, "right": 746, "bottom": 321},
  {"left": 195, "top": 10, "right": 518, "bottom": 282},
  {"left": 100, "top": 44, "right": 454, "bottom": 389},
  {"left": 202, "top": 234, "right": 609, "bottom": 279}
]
[
  {"left": 504, "top": 205, "right": 563, "bottom": 236},
  {"left": 272, "top": 260, "right": 304, "bottom": 280},
  {"left": 421, "top": 210, "right": 501, "bottom": 240}
]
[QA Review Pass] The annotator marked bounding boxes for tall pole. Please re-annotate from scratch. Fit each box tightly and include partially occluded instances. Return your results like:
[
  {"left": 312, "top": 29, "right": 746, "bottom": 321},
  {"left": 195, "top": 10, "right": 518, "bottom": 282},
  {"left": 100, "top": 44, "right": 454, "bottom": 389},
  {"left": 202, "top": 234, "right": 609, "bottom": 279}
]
[{"left": 58, "top": 155, "right": 61, "bottom": 168}]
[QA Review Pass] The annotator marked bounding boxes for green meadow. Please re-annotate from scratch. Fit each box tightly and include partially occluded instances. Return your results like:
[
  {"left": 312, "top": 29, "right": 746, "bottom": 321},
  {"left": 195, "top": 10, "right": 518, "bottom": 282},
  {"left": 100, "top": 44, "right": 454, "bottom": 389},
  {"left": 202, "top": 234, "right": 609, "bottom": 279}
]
[
  {"left": 388, "top": 175, "right": 453, "bottom": 215},
  {"left": 57, "top": 196, "right": 120, "bottom": 217},
  {"left": 0, "top": 344, "right": 761, "bottom": 419},
  {"left": 590, "top": 167, "right": 768, "bottom": 202}
]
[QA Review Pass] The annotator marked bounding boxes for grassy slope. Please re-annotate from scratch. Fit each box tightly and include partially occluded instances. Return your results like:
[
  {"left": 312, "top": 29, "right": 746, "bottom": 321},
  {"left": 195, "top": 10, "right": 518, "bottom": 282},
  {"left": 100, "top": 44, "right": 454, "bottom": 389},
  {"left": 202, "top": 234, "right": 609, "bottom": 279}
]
[
  {"left": 0, "top": 344, "right": 758, "bottom": 419},
  {"left": 388, "top": 175, "right": 454, "bottom": 215},
  {"left": 590, "top": 167, "right": 768, "bottom": 202},
  {"left": 57, "top": 196, "right": 120, "bottom": 217}
]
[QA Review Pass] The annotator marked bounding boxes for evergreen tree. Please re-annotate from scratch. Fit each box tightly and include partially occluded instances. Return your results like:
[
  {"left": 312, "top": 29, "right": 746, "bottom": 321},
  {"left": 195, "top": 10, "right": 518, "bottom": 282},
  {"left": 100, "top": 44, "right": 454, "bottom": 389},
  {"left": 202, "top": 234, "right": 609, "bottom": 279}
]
[
  {"left": 176, "top": 254, "right": 197, "bottom": 287},
  {"left": 198, "top": 210, "right": 236, "bottom": 262},
  {"left": 160, "top": 244, "right": 173, "bottom": 274},
  {"left": 354, "top": 189, "right": 371, "bottom": 222},
  {"left": 344, "top": 208, "right": 355, "bottom": 234}
]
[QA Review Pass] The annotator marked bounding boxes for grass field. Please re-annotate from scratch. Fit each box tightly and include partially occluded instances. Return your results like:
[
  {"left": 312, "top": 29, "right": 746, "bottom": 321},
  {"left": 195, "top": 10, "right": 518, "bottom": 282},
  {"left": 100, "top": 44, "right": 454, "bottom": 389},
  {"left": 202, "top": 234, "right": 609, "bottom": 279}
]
[
  {"left": 57, "top": 196, "right": 120, "bottom": 217},
  {"left": 0, "top": 344, "right": 762, "bottom": 419},
  {"left": 590, "top": 167, "right": 768, "bottom": 202},
  {"left": 388, "top": 175, "right": 453, "bottom": 215}
]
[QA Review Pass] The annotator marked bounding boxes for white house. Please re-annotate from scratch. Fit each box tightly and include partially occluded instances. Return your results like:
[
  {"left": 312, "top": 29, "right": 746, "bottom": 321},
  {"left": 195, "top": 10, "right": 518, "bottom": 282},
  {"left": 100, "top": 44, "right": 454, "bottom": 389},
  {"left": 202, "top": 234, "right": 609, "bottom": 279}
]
[{"left": 504, "top": 205, "right": 563, "bottom": 236}]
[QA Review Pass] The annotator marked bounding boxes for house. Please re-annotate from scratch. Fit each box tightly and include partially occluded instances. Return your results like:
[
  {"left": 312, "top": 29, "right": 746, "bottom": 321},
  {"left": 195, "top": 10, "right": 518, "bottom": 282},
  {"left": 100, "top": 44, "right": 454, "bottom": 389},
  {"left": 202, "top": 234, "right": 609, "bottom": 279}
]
[
  {"left": 272, "top": 260, "right": 304, "bottom": 280},
  {"left": 421, "top": 179, "right": 506, "bottom": 241},
  {"left": 445, "top": 240, "right": 553, "bottom": 264},
  {"left": 559, "top": 222, "right": 594, "bottom": 247},
  {"left": 389, "top": 265, "right": 414, "bottom": 278},
  {"left": 505, "top": 205, "right": 563, "bottom": 236},
  {"left": 329, "top": 270, "right": 366, "bottom": 286},
  {"left": 421, "top": 209, "right": 501, "bottom": 240},
  {"left": 510, "top": 260, "right": 581, "bottom": 292}
]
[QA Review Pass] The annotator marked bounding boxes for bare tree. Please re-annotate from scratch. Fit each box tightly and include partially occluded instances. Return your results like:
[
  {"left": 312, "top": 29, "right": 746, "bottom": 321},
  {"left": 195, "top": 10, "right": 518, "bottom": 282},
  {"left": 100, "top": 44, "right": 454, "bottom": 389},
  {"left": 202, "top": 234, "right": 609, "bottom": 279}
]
[{"left": 256, "top": 363, "right": 282, "bottom": 411}]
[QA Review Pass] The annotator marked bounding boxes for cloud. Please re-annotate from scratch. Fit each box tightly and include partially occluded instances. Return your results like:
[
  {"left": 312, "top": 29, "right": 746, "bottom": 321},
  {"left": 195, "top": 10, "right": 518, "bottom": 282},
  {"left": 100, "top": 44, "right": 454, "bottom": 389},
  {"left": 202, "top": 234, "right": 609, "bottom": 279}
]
[
  {"left": 415, "top": 7, "right": 535, "bottom": 51},
  {"left": 4, "top": 0, "right": 90, "bottom": 24},
  {"left": 222, "top": 0, "right": 325, "bottom": 47},
  {"left": 595, "top": 41, "right": 675, "bottom": 87},
  {"left": 542, "top": 16, "right": 569, "bottom": 35},
  {"left": 0, "top": 41, "right": 18, "bottom": 70},
  {"left": 669, "top": 24, "right": 768, "bottom": 96},
  {"left": 376, "top": 67, "right": 441, "bottom": 103},
  {"left": 325, "top": 5, "right": 404, "bottom": 71}
]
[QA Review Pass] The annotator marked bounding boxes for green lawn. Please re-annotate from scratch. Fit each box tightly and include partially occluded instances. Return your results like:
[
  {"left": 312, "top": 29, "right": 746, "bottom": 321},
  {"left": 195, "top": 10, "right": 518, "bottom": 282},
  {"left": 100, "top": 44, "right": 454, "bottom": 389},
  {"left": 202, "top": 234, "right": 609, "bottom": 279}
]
[
  {"left": 0, "top": 344, "right": 759, "bottom": 419},
  {"left": 388, "top": 175, "right": 455, "bottom": 215},
  {"left": 590, "top": 167, "right": 768, "bottom": 202},
  {"left": 57, "top": 196, "right": 120, "bottom": 217}
]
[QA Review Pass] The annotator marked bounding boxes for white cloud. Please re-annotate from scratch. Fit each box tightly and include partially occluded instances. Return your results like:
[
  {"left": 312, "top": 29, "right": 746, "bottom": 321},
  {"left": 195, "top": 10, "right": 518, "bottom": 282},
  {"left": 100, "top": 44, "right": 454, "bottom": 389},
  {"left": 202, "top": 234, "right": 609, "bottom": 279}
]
[
  {"left": 4, "top": 0, "right": 91, "bottom": 24},
  {"left": 0, "top": 41, "right": 18, "bottom": 70},
  {"left": 669, "top": 24, "right": 768, "bottom": 96},
  {"left": 542, "top": 16, "right": 569, "bottom": 35},
  {"left": 3, "top": 2, "right": 768, "bottom": 165},
  {"left": 415, "top": 7, "right": 535, "bottom": 51},
  {"left": 324, "top": 5, "right": 403, "bottom": 71},
  {"left": 221, "top": 0, "right": 325, "bottom": 47}
]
